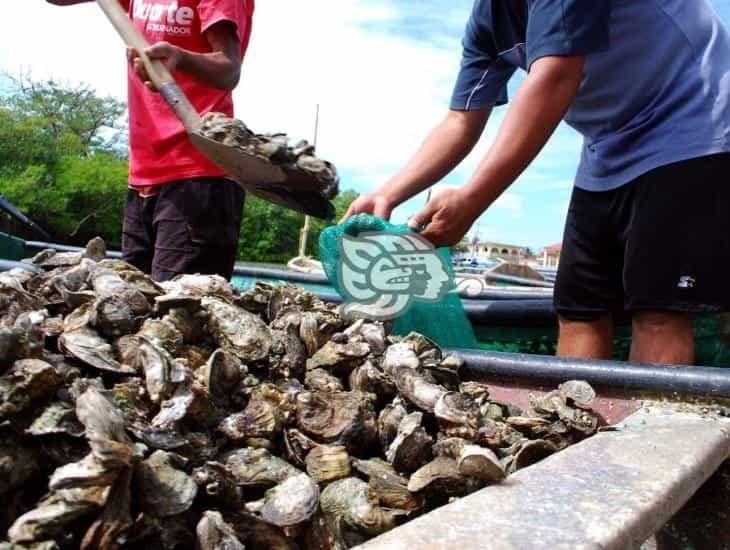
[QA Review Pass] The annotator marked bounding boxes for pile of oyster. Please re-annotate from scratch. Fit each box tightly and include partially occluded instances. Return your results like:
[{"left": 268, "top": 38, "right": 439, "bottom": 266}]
[
  {"left": 0, "top": 238, "right": 599, "bottom": 549},
  {"left": 199, "top": 112, "right": 339, "bottom": 200}
]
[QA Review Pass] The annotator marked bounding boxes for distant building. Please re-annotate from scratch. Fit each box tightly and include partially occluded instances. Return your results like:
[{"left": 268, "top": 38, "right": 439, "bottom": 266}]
[
  {"left": 469, "top": 240, "right": 529, "bottom": 262},
  {"left": 541, "top": 243, "right": 562, "bottom": 268}
]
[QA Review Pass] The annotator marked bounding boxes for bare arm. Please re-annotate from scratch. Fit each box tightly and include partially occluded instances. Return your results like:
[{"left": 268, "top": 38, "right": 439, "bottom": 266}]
[
  {"left": 381, "top": 108, "right": 491, "bottom": 205},
  {"left": 343, "top": 108, "right": 491, "bottom": 219},
  {"left": 130, "top": 21, "right": 242, "bottom": 91},
  {"left": 46, "top": 0, "right": 92, "bottom": 4},
  {"left": 414, "top": 55, "right": 585, "bottom": 246}
]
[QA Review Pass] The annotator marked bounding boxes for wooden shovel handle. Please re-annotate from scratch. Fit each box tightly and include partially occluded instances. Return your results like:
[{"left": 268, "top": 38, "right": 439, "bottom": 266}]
[{"left": 95, "top": 0, "right": 201, "bottom": 131}]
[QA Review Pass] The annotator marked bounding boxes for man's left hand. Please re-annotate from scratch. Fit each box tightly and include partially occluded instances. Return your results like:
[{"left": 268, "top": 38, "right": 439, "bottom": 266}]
[
  {"left": 408, "top": 187, "right": 483, "bottom": 247},
  {"left": 127, "top": 42, "right": 183, "bottom": 92}
]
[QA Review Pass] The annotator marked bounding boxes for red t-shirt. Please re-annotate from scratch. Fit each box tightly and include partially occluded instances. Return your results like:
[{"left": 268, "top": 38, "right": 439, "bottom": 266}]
[{"left": 119, "top": 0, "right": 254, "bottom": 186}]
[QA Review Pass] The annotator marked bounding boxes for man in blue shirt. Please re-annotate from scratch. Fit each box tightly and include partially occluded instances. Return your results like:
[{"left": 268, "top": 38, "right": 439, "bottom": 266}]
[{"left": 345, "top": 0, "right": 730, "bottom": 365}]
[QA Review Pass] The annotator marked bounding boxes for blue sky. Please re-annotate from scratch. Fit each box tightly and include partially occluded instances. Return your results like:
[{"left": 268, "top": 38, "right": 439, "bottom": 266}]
[{"left": 1, "top": 0, "right": 729, "bottom": 249}]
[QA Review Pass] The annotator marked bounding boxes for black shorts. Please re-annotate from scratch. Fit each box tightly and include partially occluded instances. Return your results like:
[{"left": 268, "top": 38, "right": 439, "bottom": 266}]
[
  {"left": 555, "top": 153, "right": 730, "bottom": 321},
  {"left": 122, "top": 177, "right": 245, "bottom": 282}
]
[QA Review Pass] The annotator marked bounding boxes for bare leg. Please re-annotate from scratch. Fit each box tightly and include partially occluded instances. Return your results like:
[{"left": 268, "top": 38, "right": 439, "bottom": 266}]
[
  {"left": 630, "top": 311, "right": 694, "bottom": 365},
  {"left": 557, "top": 316, "right": 614, "bottom": 360}
]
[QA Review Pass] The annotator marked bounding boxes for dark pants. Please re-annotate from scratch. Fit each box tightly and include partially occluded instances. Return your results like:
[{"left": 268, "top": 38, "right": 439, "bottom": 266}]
[
  {"left": 555, "top": 153, "right": 730, "bottom": 320},
  {"left": 122, "top": 177, "right": 245, "bottom": 282}
]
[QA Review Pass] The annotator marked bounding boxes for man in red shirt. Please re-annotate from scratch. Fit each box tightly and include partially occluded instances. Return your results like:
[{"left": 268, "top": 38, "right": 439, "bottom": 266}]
[{"left": 47, "top": 0, "right": 254, "bottom": 281}]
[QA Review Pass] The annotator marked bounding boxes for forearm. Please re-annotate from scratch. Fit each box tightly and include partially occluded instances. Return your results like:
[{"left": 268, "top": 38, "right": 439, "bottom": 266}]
[
  {"left": 463, "top": 56, "right": 584, "bottom": 210},
  {"left": 176, "top": 49, "right": 240, "bottom": 91},
  {"left": 380, "top": 108, "right": 490, "bottom": 206}
]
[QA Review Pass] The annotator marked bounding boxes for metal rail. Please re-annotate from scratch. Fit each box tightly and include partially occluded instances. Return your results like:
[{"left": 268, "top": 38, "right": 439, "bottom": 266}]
[
  {"left": 0, "top": 196, "right": 52, "bottom": 240},
  {"left": 457, "top": 349, "right": 730, "bottom": 398}
]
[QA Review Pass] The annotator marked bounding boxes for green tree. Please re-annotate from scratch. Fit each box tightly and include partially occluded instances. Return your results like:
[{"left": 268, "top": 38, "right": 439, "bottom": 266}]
[
  {"left": 0, "top": 74, "right": 128, "bottom": 246},
  {"left": 237, "top": 190, "right": 358, "bottom": 263},
  {"left": 2, "top": 74, "right": 126, "bottom": 156}
]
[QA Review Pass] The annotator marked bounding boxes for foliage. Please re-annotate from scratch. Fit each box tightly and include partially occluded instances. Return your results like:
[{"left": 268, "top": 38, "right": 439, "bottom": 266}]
[
  {"left": 237, "top": 190, "right": 358, "bottom": 263},
  {"left": 1, "top": 74, "right": 127, "bottom": 156},
  {"left": 0, "top": 74, "right": 128, "bottom": 247}
]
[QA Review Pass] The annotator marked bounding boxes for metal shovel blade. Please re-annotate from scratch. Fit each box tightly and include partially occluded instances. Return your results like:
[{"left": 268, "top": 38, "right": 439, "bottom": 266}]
[{"left": 189, "top": 132, "right": 335, "bottom": 220}]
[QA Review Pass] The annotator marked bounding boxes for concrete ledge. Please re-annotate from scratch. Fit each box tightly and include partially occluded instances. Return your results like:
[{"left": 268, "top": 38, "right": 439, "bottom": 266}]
[{"left": 357, "top": 407, "right": 730, "bottom": 550}]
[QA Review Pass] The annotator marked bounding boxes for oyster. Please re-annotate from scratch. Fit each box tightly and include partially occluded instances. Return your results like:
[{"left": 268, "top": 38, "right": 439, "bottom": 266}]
[
  {"left": 407, "top": 457, "right": 477, "bottom": 501},
  {"left": 260, "top": 473, "right": 320, "bottom": 527},
  {"left": 305, "top": 369, "right": 344, "bottom": 393},
  {"left": 352, "top": 458, "right": 423, "bottom": 513},
  {"left": 218, "top": 383, "right": 291, "bottom": 442},
  {"left": 192, "top": 462, "right": 242, "bottom": 509},
  {"left": 59, "top": 328, "right": 134, "bottom": 374},
  {"left": 0, "top": 359, "right": 63, "bottom": 420},
  {"left": 136, "top": 451, "right": 198, "bottom": 517},
  {"left": 222, "top": 448, "right": 300, "bottom": 489},
  {"left": 386, "top": 412, "right": 433, "bottom": 474},
  {"left": 305, "top": 339, "right": 370, "bottom": 373},
  {"left": 349, "top": 361, "right": 395, "bottom": 401},
  {"left": 295, "top": 391, "right": 377, "bottom": 453},
  {"left": 393, "top": 366, "right": 446, "bottom": 413},
  {"left": 203, "top": 349, "right": 244, "bottom": 403},
  {"left": 306, "top": 445, "right": 351, "bottom": 483},
  {"left": 320, "top": 478, "right": 396, "bottom": 540},
  {"left": 203, "top": 297, "right": 271, "bottom": 363},
  {"left": 196, "top": 510, "right": 245, "bottom": 550}
]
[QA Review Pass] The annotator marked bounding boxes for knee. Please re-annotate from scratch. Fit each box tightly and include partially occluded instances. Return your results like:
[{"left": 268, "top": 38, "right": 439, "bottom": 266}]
[{"left": 633, "top": 311, "right": 691, "bottom": 335}]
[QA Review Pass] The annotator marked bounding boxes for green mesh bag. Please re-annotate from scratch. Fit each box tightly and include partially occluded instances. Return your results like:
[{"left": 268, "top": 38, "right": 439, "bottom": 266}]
[{"left": 319, "top": 214, "right": 477, "bottom": 349}]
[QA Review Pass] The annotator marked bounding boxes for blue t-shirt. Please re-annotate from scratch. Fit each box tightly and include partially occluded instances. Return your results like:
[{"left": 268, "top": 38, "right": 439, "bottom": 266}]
[{"left": 451, "top": 0, "right": 730, "bottom": 191}]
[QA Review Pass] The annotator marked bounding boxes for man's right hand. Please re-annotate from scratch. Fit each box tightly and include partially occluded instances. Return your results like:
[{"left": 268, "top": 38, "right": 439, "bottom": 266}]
[{"left": 341, "top": 192, "right": 394, "bottom": 222}]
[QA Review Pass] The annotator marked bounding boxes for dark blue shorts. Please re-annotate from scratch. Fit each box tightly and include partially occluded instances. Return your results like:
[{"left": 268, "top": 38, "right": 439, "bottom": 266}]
[{"left": 555, "top": 154, "right": 730, "bottom": 321}]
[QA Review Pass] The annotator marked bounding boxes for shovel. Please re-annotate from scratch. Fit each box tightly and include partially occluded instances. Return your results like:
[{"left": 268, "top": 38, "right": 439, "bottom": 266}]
[{"left": 95, "top": 0, "right": 335, "bottom": 220}]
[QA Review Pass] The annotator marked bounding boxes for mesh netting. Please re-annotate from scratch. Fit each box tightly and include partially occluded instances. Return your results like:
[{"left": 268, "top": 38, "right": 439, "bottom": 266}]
[{"left": 319, "top": 214, "right": 477, "bottom": 349}]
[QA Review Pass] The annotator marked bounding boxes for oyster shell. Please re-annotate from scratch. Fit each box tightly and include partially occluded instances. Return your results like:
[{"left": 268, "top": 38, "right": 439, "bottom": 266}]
[
  {"left": 222, "top": 448, "right": 300, "bottom": 489},
  {"left": 218, "top": 383, "right": 291, "bottom": 442},
  {"left": 0, "top": 359, "right": 63, "bottom": 420},
  {"left": 196, "top": 510, "right": 245, "bottom": 550},
  {"left": 306, "top": 445, "right": 351, "bottom": 483},
  {"left": 295, "top": 391, "right": 377, "bottom": 453},
  {"left": 261, "top": 473, "right": 320, "bottom": 527},
  {"left": 305, "top": 339, "right": 370, "bottom": 373},
  {"left": 59, "top": 328, "right": 134, "bottom": 374},
  {"left": 351, "top": 458, "right": 423, "bottom": 513},
  {"left": 203, "top": 297, "right": 271, "bottom": 363},
  {"left": 305, "top": 369, "right": 344, "bottom": 393},
  {"left": 386, "top": 412, "right": 433, "bottom": 474},
  {"left": 320, "top": 478, "right": 396, "bottom": 539},
  {"left": 407, "top": 456, "right": 478, "bottom": 500},
  {"left": 136, "top": 451, "right": 198, "bottom": 517},
  {"left": 393, "top": 366, "right": 446, "bottom": 413}
]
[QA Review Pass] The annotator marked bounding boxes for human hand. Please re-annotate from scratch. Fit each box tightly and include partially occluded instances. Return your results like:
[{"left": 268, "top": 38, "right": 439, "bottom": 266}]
[
  {"left": 341, "top": 192, "right": 395, "bottom": 223},
  {"left": 408, "top": 187, "right": 483, "bottom": 247},
  {"left": 127, "top": 42, "right": 183, "bottom": 91}
]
